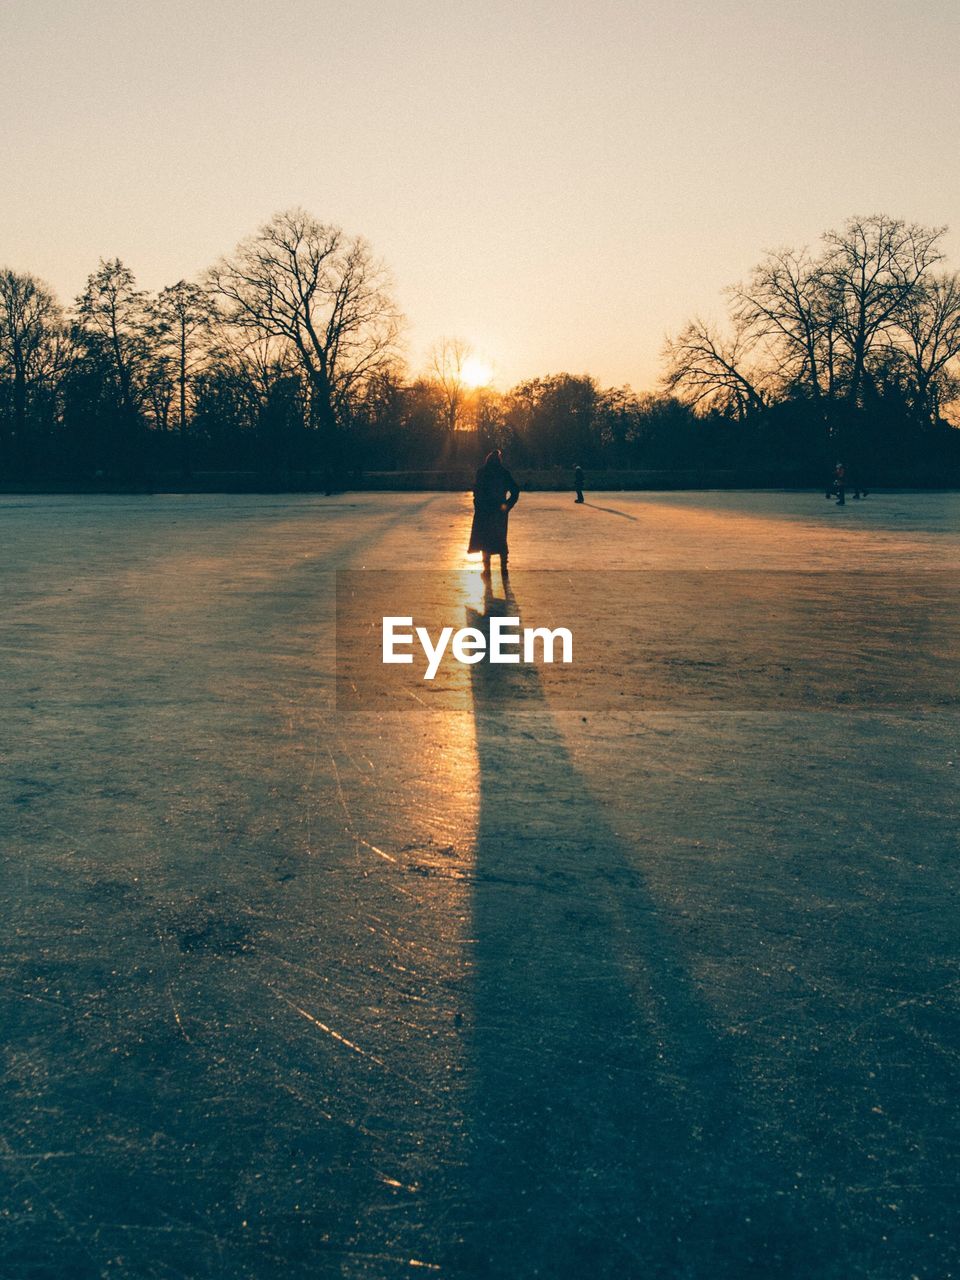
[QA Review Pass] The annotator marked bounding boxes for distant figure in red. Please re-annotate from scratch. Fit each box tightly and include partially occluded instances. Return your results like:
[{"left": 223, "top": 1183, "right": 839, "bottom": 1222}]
[
  {"left": 469, "top": 449, "right": 520, "bottom": 577},
  {"left": 826, "top": 459, "right": 867, "bottom": 503},
  {"left": 832, "top": 461, "right": 846, "bottom": 506}
]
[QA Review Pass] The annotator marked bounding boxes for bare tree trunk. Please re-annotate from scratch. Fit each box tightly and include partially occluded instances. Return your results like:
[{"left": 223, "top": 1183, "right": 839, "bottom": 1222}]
[{"left": 179, "top": 324, "right": 190, "bottom": 478}]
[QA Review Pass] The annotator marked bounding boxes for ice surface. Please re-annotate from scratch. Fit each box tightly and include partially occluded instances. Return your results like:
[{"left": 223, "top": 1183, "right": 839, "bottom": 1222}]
[{"left": 1, "top": 491, "right": 959, "bottom": 1278}]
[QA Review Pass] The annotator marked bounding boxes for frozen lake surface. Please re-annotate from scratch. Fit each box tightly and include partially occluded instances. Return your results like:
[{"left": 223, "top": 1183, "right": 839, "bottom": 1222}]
[{"left": 2, "top": 491, "right": 959, "bottom": 1278}]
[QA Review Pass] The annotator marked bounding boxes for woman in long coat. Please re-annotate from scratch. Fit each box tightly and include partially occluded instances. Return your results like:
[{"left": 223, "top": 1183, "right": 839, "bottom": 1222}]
[{"left": 468, "top": 450, "right": 520, "bottom": 576}]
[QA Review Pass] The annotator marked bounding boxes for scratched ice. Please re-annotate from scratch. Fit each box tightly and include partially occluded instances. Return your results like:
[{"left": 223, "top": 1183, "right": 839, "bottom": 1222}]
[{"left": 1, "top": 491, "right": 959, "bottom": 1278}]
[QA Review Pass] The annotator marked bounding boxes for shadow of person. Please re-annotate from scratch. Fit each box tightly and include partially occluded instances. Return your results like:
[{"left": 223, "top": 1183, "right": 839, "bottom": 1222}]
[
  {"left": 581, "top": 502, "right": 639, "bottom": 521},
  {"left": 460, "top": 579, "right": 835, "bottom": 1278}
]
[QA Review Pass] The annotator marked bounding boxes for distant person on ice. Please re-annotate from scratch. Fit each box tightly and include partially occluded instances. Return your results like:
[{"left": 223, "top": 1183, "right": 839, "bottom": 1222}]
[
  {"left": 574, "top": 464, "right": 585, "bottom": 504},
  {"left": 469, "top": 449, "right": 520, "bottom": 578},
  {"left": 831, "top": 461, "right": 846, "bottom": 506}
]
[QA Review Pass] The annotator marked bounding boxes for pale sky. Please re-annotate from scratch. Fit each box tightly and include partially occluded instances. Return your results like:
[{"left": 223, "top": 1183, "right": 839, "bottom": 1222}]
[{"left": 2, "top": 0, "right": 958, "bottom": 390}]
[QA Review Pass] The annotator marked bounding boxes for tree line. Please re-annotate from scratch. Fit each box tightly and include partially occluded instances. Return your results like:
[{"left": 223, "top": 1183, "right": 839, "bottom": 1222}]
[
  {"left": 664, "top": 214, "right": 960, "bottom": 475},
  {"left": 2, "top": 210, "right": 958, "bottom": 485}
]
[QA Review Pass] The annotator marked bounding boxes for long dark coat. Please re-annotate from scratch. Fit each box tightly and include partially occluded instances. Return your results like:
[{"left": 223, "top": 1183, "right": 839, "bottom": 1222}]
[{"left": 468, "top": 461, "right": 520, "bottom": 556}]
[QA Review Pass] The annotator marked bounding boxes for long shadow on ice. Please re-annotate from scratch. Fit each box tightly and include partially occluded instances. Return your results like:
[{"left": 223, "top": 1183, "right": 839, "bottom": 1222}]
[{"left": 462, "top": 579, "right": 834, "bottom": 1279}]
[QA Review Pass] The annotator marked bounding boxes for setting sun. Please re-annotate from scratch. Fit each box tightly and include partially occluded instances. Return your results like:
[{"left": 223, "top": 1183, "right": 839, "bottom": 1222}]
[{"left": 460, "top": 355, "right": 493, "bottom": 389}]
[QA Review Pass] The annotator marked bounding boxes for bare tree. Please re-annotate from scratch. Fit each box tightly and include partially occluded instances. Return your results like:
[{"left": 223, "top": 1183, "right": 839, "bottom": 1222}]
[
  {"left": 820, "top": 215, "right": 945, "bottom": 406},
  {"left": 209, "top": 319, "right": 296, "bottom": 415},
  {"left": 733, "top": 248, "right": 835, "bottom": 405},
  {"left": 204, "top": 313, "right": 305, "bottom": 477},
  {"left": 0, "top": 269, "right": 64, "bottom": 452},
  {"left": 143, "top": 350, "right": 175, "bottom": 433},
  {"left": 429, "top": 336, "right": 472, "bottom": 432},
  {"left": 75, "top": 258, "right": 150, "bottom": 429},
  {"left": 662, "top": 317, "right": 767, "bottom": 419},
  {"left": 152, "top": 280, "right": 215, "bottom": 474},
  {"left": 207, "top": 209, "right": 402, "bottom": 440},
  {"left": 893, "top": 271, "right": 960, "bottom": 425}
]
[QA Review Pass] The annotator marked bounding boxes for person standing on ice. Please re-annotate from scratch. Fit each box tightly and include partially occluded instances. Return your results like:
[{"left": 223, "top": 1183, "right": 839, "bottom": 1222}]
[
  {"left": 468, "top": 449, "right": 520, "bottom": 578},
  {"left": 825, "top": 460, "right": 846, "bottom": 505},
  {"left": 833, "top": 460, "right": 846, "bottom": 506}
]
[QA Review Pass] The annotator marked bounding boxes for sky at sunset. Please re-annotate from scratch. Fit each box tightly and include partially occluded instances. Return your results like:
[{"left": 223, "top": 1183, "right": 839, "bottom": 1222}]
[{"left": 2, "top": 0, "right": 959, "bottom": 390}]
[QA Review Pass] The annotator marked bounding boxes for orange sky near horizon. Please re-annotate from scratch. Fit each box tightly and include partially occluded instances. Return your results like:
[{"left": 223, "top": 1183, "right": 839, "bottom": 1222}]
[{"left": 2, "top": 0, "right": 959, "bottom": 392}]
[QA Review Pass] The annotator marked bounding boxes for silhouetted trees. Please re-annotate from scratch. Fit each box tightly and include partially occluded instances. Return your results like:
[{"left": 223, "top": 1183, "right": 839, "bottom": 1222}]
[
  {"left": 897, "top": 272, "right": 960, "bottom": 425},
  {"left": 1, "top": 210, "right": 958, "bottom": 486},
  {"left": 429, "top": 337, "right": 473, "bottom": 434},
  {"left": 502, "top": 375, "right": 600, "bottom": 467},
  {"left": 0, "top": 269, "right": 67, "bottom": 476},
  {"left": 152, "top": 280, "right": 215, "bottom": 476},
  {"left": 663, "top": 319, "right": 768, "bottom": 419},
  {"left": 75, "top": 260, "right": 150, "bottom": 424},
  {"left": 822, "top": 216, "right": 944, "bottom": 408},
  {"left": 665, "top": 215, "right": 960, "bottom": 475},
  {"left": 207, "top": 209, "right": 402, "bottom": 445}
]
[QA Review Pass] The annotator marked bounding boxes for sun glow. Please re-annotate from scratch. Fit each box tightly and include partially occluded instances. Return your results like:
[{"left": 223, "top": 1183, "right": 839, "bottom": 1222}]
[{"left": 460, "top": 355, "right": 493, "bottom": 389}]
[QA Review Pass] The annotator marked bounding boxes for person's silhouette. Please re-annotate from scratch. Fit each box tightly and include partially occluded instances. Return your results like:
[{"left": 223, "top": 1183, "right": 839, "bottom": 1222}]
[{"left": 468, "top": 449, "right": 520, "bottom": 577}]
